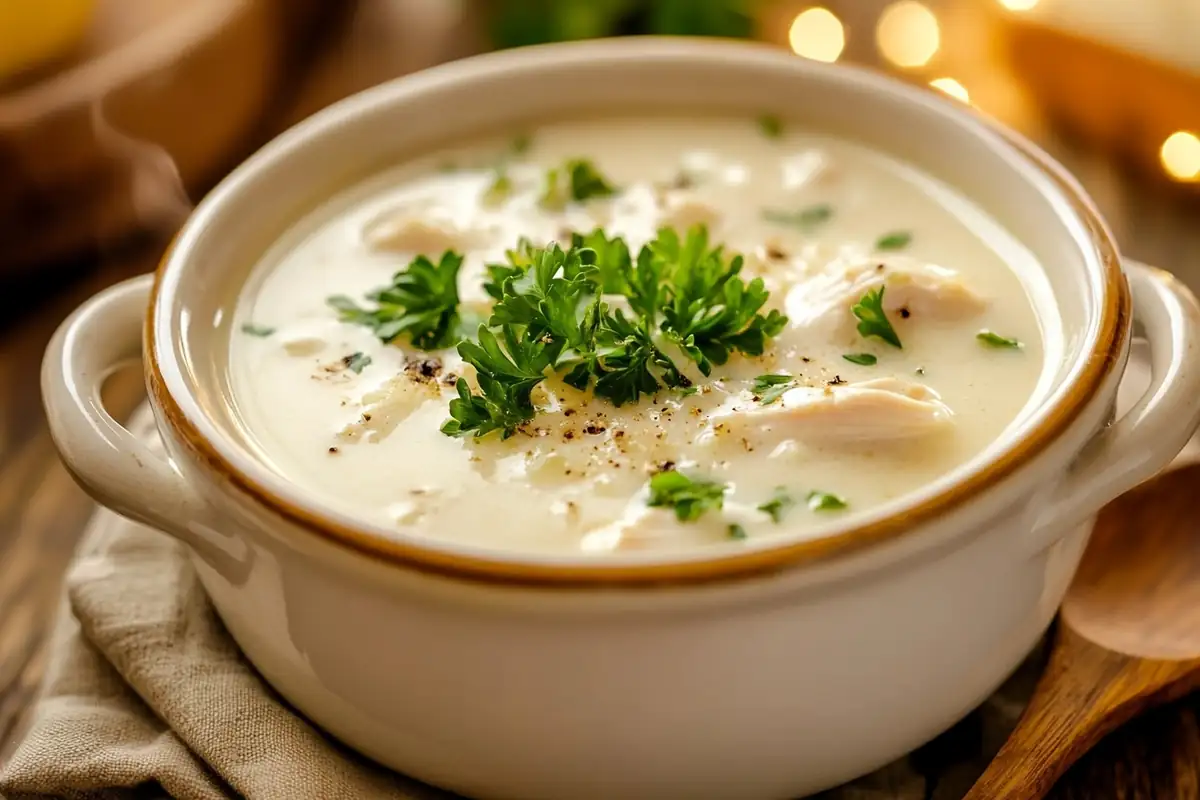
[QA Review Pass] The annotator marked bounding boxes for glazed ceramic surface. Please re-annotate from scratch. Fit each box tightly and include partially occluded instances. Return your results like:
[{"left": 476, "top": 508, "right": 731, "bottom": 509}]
[{"left": 42, "top": 40, "right": 1200, "bottom": 800}]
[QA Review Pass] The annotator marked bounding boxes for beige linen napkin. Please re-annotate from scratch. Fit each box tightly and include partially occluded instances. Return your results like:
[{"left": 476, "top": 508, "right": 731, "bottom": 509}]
[
  {"left": 0, "top": 503, "right": 1042, "bottom": 800},
  {"left": 0, "top": 342, "right": 1183, "bottom": 800}
]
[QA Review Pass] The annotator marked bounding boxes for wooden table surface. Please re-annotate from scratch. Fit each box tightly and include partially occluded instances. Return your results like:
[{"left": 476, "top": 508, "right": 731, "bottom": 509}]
[{"left": 3, "top": 2, "right": 1200, "bottom": 797}]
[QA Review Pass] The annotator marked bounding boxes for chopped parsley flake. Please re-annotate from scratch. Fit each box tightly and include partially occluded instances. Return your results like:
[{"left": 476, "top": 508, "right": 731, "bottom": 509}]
[
  {"left": 540, "top": 158, "right": 618, "bottom": 209},
  {"left": 240, "top": 323, "right": 274, "bottom": 337},
  {"left": 851, "top": 287, "right": 902, "bottom": 349},
  {"left": 482, "top": 172, "right": 513, "bottom": 207},
  {"left": 728, "top": 523, "right": 748, "bottom": 540},
  {"left": 752, "top": 373, "right": 796, "bottom": 405},
  {"left": 757, "top": 488, "right": 795, "bottom": 523},
  {"left": 328, "top": 251, "right": 466, "bottom": 350},
  {"left": 345, "top": 352, "right": 372, "bottom": 374},
  {"left": 874, "top": 231, "right": 913, "bottom": 251},
  {"left": 758, "top": 114, "right": 783, "bottom": 139},
  {"left": 762, "top": 204, "right": 833, "bottom": 231},
  {"left": 647, "top": 470, "right": 727, "bottom": 522},
  {"left": 807, "top": 491, "right": 847, "bottom": 512},
  {"left": 510, "top": 133, "right": 532, "bottom": 155},
  {"left": 977, "top": 330, "right": 1023, "bottom": 349},
  {"left": 843, "top": 352, "right": 877, "bottom": 366}
]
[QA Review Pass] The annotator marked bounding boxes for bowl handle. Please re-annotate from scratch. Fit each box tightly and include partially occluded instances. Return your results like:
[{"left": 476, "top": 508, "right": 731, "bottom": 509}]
[
  {"left": 1032, "top": 260, "right": 1200, "bottom": 548},
  {"left": 42, "top": 275, "right": 221, "bottom": 554}
]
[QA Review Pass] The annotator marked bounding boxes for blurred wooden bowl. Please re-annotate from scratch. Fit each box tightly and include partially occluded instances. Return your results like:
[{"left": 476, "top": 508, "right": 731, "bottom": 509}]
[
  {"left": 995, "top": 11, "right": 1200, "bottom": 192},
  {"left": 0, "top": 0, "right": 340, "bottom": 274}
]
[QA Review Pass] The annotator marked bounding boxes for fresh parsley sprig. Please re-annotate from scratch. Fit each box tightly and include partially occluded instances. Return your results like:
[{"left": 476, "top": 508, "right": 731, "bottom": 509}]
[
  {"left": 571, "top": 229, "right": 631, "bottom": 295},
  {"left": 328, "top": 251, "right": 465, "bottom": 350},
  {"left": 326, "top": 225, "right": 789, "bottom": 439},
  {"left": 594, "top": 309, "right": 689, "bottom": 406},
  {"left": 851, "top": 286, "right": 902, "bottom": 349},
  {"left": 440, "top": 326, "right": 551, "bottom": 439},
  {"left": 653, "top": 227, "right": 788, "bottom": 376}
]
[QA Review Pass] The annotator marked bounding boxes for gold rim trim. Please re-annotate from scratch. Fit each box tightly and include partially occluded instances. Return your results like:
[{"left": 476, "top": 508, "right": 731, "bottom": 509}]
[{"left": 145, "top": 137, "right": 1131, "bottom": 589}]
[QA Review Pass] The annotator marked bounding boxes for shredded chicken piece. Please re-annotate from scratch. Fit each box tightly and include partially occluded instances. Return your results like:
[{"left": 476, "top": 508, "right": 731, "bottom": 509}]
[
  {"left": 580, "top": 504, "right": 685, "bottom": 552},
  {"left": 363, "top": 212, "right": 473, "bottom": 255},
  {"left": 282, "top": 337, "right": 326, "bottom": 357},
  {"left": 780, "top": 150, "right": 834, "bottom": 191},
  {"left": 660, "top": 194, "right": 722, "bottom": 232},
  {"left": 707, "top": 377, "right": 953, "bottom": 446},
  {"left": 785, "top": 255, "right": 987, "bottom": 332},
  {"left": 338, "top": 376, "right": 442, "bottom": 443}
]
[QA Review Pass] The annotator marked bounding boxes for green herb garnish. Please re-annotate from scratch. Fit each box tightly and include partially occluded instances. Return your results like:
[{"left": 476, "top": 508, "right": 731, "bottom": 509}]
[
  {"left": 442, "top": 227, "right": 788, "bottom": 438},
  {"left": 654, "top": 227, "right": 788, "bottom": 376},
  {"left": 807, "top": 491, "right": 847, "bottom": 512},
  {"left": 328, "top": 250, "right": 465, "bottom": 350},
  {"left": 851, "top": 287, "right": 902, "bottom": 349},
  {"left": 570, "top": 228, "right": 631, "bottom": 295},
  {"left": 540, "top": 158, "right": 618, "bottom": 209},
  {"left": 647, "top": 470, "right": 727, "bottom": 522},
  {"left": 345, "top": 352, "right": 372, "bottom": 374},
  {"left": 843, "top": 353, "right": 877, "bottom": 366},
  {"left": 510, "top": 133, "right": 532, "bottom": 155},
  {"left": 241, "top": 323, "right": 274, "bottom": 337},
  {"left": 977, "top": 330, "right": 1023, "bottom": 349},
  {"left": 752, "top": 373, "right": 796, "bottom": 405},
  {"left": 874, "top": 231, "right": 912, "bottom": 251},
  {"left": 482, "top": 173, "right": 513, "bottom": 207},
  {"left": 680, "top": 386, "right": 700, "bottom": 397},
  {"left": 762, "top": 204, "right": 833, "bottom": 231},
  {"left": 440, "top": 325, "right": 550, "bottom": 439},
  {"left": 728, "top": 523, "right": 748, "bottom": 540},
  {"left": 758, "top": 114, "right": 783, "bottom": 139},
  {"left": 757, "top": 488, "right": 795, "bottom": 523}
]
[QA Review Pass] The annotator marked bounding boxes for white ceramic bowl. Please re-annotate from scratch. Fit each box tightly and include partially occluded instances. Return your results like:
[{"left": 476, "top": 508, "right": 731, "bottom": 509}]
[{"left": 42, "top": 39, "right": 1200, "bottom": 799}]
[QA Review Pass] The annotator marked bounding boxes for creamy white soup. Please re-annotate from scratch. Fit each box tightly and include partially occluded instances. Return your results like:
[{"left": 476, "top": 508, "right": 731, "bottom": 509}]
[{"left": 230, "top": 116, "right": 1048, "bottom": 554}]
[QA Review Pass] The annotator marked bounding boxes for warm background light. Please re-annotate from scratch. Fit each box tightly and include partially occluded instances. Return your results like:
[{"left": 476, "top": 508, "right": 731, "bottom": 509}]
[
  {"left": 997, "top": 0, "right": 1041, "bottom": 10},
  {"left": 930, "top": 77, "right": 969, "bottom": 102},
  {"left": 1160, "top": 132, "right": 1200, "bottom": 182},
  {"left": 876, "top": 1, "right": 940, "bottom": 68},
  {"left": 788, "top": 7, "right": 845, "bottom": 63}
]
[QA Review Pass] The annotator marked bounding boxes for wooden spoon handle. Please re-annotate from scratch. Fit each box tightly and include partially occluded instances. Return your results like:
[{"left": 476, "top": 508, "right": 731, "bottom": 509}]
[{"left": 964, "top": 627, "right": 1200, "bottom": 800}]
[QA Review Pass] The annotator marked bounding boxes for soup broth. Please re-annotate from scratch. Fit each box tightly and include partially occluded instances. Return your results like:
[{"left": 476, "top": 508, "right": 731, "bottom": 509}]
[{"left": 230, "top": 116, "right": 1047, "bottom": 554}]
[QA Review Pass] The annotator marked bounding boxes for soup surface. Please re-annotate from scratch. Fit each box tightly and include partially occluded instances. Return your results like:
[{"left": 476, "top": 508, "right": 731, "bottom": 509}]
[{"left": 231, "top": 116, "right": 1048, "bottom": 554}]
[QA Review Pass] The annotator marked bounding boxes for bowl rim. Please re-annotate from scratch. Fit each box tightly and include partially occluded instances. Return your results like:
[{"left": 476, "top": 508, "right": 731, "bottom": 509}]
[{"left": 146, "top": 37, "right": 1130, "bottom": 587}]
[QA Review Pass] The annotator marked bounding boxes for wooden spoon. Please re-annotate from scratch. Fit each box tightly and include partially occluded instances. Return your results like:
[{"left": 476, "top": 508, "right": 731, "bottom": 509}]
[{"left": 965, "top": 463, "right": 1200, "bottom": 799}]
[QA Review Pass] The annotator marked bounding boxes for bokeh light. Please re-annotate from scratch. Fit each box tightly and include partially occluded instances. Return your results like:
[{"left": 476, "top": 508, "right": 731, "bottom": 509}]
[
  {"left": 1160, "top": 132, "right": 1200, "bottom": 182},
  {"left": 997, "top": 0, "right": 1041, "bottom": 10},
  {"left": 930, "top": 77, "right": 969, "bottom": 103},
  {"left": 788, "top": 7, "right": 846, "bottom": 63},
  {"left": 877, "top": 1, "right": 940, "bottom": 68}
]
